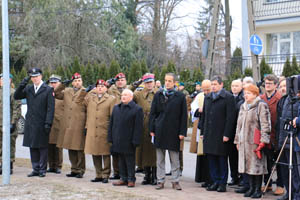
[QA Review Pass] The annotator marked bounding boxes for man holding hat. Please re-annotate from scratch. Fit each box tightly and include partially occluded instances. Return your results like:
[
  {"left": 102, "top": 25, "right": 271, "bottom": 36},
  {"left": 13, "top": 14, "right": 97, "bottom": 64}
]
[
  {"left": 47, "top": 74, "right": 64, "bottom": 174},
  {"left": 0, "top": 73, "right": 21, "bottom": 174},
  {"left": 77, "top": 79, "right": 116, "bottom": 183},
  {"left": 14, "top": 68, "right": 55, "bottom": 177},
  {"left": 54, "top": 72, "right": 86, "bottom": 178},
  {"left": 134, "top": 73, "right": 158, "bottom": 185}
]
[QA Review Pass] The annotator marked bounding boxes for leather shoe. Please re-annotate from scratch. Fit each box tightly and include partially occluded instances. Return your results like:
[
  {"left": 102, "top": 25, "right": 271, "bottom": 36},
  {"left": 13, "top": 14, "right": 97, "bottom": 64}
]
[
  {"left": 66, "top": 172, "right": 78, "bottom": 177},
  {"left": 155, "top": 182, "right": 164, "bottom": 190},
  {"left": 172, "top": 182, "right": 182, "bottom": 190},
  {"left": 135, "top": 168, "right": 144, "bottom": 173},
  {"left": 273, "top": 186, "right": 284, "bottom": 195},
  {"left": 91, "top": 178, "right": 103, "bottom": 182},
  {"left": 235, "top": 186, "right": 249, "bottom": 193},
  {"left": 55, "top": 168, "right": 61, "bottom": 174},
  {"left": 201, "top": 182, "right": 210, "bottom": 188},
  {"left": 165, "top": 172, "right": 171, "bottom": 176},
  {"left": 113, "top": 180, "right": 128, "bottom": 186},
  {"left": 102, "top": 178, "right": 109, "bottom": 183},
  {"left": 128, "top": 182, "right": 135, "bottom": 187},
  {"left": 27, "top": 171, "right": 39, "bottom": 177},
  {"left": 217, "top": 184, "right": 226, "bottom": 192},
  {"left": 76, "top": 174, "right": 83, "bottom": 178},
  {"left": 39, "top": 172, "right": 46, "bottom": 177},
  {"left": 207, "top": 182, "right": 219, "bottom": 191},
  {"left": 109, "top": 174, "right": 120, "bottom": 180}
]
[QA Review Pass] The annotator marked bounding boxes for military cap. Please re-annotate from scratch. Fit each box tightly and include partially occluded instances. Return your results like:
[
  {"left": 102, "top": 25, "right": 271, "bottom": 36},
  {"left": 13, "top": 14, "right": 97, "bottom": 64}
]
[
  {"left": 96, "top": 79, "right": 107, "bottom": 87},
  {"left": 142, "top": 73, "right": 155, "bottom": 83},
  {"left": 195, "top": 81, "right": 201, "bottom": 85},
  {"left": 115, "top": 73, "right": 126, "bottom": 79},
  {"left": 28, "top": 68, "right": 42, "bottom": 77},
  {"left": 0, "top": 73, "right": 13, "bottom": 79},
  {"left": 72, "top": 72, "right": 81, "bottom": 80},
  {"left": 49, "top": 74, "right": 61, "bottom": 83}
]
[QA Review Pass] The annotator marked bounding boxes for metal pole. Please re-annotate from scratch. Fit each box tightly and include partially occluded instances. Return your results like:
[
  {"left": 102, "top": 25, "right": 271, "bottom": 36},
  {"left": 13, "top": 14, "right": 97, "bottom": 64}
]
[
  {"left": 289, "top": 133, "right": 293, "bottom": 200},
  {"left": 2, "top": 0, "right": 11, "bottom": 185}
]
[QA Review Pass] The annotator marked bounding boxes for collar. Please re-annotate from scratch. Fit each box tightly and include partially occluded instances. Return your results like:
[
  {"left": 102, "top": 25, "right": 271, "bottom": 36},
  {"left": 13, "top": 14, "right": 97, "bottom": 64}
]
[
  {"left": 34, "top": 80, "right": 44, "bottom": 90},
  {"left": 118, "top": 100, "right": 135, "bottom": 108}
]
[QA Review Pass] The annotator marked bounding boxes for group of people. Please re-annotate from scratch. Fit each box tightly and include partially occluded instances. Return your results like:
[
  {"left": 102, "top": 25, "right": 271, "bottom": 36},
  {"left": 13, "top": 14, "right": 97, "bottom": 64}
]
[
  {"left": 189, "top": 74, "right": 300, "bottom": 200},
  {"left": 2, "top": 67, "right": 300, "bottom": 199},
  {"left": 9, "top": 68, "right": 188, "bottom": 190}
]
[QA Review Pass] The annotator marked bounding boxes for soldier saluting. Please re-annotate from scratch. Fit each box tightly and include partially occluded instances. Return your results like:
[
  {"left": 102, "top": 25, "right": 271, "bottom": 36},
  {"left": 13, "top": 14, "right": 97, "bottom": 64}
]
[{"left": 14, "top": 68, "right": 55, "bottom": 177}]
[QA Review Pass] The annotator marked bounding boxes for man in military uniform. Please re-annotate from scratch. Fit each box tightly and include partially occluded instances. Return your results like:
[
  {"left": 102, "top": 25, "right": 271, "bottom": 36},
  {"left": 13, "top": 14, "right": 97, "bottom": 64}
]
[
  {"left": 134, "top": 73, "right": 158, "bottom": 185},
  {"left": 54, "top": 73, "right": 86, "bottom": 178},
  {"left": 14, "top": 68, "right": 55, "bottom": 177},
  {"left": 178, "top": 82, "right": 189, "bottom": 97},
  {"left": 107, "top": 72, "right": 129, "bottom": 179},
  {"left": 77, "top": 80, "right": 116, "bottom": 183},
  {"left": 0, "top": 73, "right": 21, "bottom": 174},
  {"left": 47, "top": 75, "right": 64, "bottom": 174}
]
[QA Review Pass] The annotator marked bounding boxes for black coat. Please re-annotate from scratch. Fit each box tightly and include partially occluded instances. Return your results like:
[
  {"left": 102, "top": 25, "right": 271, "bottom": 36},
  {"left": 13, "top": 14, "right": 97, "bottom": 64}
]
[
  {"left": 149, "top": 90, "right": 188, "bottom": 151},
  {"left": 200, "top": 89, "right": 236, "bottom": 156},
  {"left": 14, "top": 82, "right": 55, "bottom": 148},
  {"left": 108, "top": 101, "right": 143, "bottom": 154}
]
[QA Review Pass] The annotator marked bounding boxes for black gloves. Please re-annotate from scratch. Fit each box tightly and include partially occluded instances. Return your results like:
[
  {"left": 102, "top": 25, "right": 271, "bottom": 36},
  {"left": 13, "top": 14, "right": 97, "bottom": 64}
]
[
  {"left": 107, "top": 77, "right": 118, "bottom": 86},
  {"left": 83, "top": 128, "right": 87, "bottom": 136},
  {"left": 133, "top": 79, "right": 143, "bottom": 88},
  {"left": 62, "top": 79, "right": 73, "bottom": 86},
  {"left": 20, "top": 77, "right": 30, "bottom": 87},
  {"left": 10, "top": 123, "right": 16, "bottom": 133},
  {"left": 44, "top": 124, "right": 51, "bottom": 135},
  {"left": 85, "top": 85, "right": 95, "bottom": 93}
]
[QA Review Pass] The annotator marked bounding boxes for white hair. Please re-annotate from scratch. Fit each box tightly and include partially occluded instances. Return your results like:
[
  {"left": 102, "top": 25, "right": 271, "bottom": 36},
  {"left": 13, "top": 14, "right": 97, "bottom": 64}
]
[
  {"left": 122, "top": 89, "right": 133, "bottom": 96},
  {"left": 243, "top": 76, "right": 254, "bottom": 84}
]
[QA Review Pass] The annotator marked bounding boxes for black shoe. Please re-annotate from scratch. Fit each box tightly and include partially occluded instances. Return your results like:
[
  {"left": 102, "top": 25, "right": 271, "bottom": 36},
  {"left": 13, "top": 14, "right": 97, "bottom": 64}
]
[
  {"left": 151, "top": 167, "right": 157, "bottom": 185},
  {"left": 47, "top": 168, "right": 56, "bottom": 173},
  {"left": 109, "top": 174, "right": 120, "bottom": 180},
  {"left": 217, "top": 184, "right": 226, "bottom": 192},
  {"left": 228, "top": 179, "right": 239, "bottom": 186},
  {"left": 102, "top": 178, "right": 109, "bottom": 183},
  {"left": 277, "top": 193, "right": 288, "bottom": 200},
  {"left": 235, "top": 186, "right": 250, "bottom": 193},
  {"left": 135, "top": 168, "right": 144, "bottom": 173},
  {"left": 207, "top": 182, "right": 219, "bottom": 191},
  {"left": 76, "top": 173, "right": 83, "bottom": 178},
  {"left": 91, "top": 177, "right": 103, "bottom": 182},
  {"left": 66, "top": 172, "right": 78, "bottom": 177},
  {"left": 27, "top": 171, "right": 39, "bottom": 177},
  {"left": 165, "top": 172, "right": 172, "bottom": 176},
  {"left": 201, "top": 182, "right": 210, "bottom": 188},
  {"left": 251, "top": 175, "right": 262, "bottom": 199},
  {"left": 39, "top": 172, "right": 46, "bottom": 177},
  {"left": 55, "top": 168, "right": 61, "bottom": 174}
]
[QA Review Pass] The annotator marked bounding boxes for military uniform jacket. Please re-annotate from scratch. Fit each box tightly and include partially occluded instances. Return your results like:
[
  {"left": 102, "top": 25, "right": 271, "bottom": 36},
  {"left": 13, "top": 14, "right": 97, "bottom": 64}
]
[
  {"left": 108, "top": 85, "right": 134, "bottom": 104},
  {"left": 80, "top": 91, "right": 116, "bottom": 155},
  {"left": 134, "top": 87, "right": 158, "bottom": 167},
  {"left": 54, "top": 84, "right": 86, "bottom": 150},
  {"left": 49, "top": 98, "right": 64, "bottom": 144},
  {"left": 14, "top": 83, "right": 55, "bottom": 148}
]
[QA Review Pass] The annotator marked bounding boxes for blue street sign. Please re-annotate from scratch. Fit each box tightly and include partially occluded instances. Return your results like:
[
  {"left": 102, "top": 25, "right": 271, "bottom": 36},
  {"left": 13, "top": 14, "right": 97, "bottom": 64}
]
[{"left": 250, "top": 34, "right": 263, "bottom": 55}]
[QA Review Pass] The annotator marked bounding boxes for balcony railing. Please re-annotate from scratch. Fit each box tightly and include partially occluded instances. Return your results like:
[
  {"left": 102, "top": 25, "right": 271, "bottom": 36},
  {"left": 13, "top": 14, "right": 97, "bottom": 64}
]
[
  {"left": 253, "top": 0, "right": 300, "bottom": 20},
  {"left": 232, "top": 53, "right": 300, "bottom": 76}
]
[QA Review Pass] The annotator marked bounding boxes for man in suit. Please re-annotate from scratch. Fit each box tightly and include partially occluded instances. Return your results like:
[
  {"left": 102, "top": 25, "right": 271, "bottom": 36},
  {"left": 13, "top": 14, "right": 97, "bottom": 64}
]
[
  {"left": 14, "top": 68, "right": 55, "bottom": 177},
  {"left": 200, "top": 76, "right": 236, "bottom": 192}
]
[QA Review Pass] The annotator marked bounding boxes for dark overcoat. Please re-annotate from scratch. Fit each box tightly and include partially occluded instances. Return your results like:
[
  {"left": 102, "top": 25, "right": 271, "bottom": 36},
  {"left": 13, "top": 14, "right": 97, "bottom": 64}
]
[
  {"left": 108, "top": 101, "right": 143, "bottom": 154},
  {"left": 149, "top": 90, "right": 188, "bottom": 151},
  {"left": 14, "top": 82, "right": 55, "bottom": 148},
  {"left": 200, "top": 89, "right": 236, "bottom": 156}
]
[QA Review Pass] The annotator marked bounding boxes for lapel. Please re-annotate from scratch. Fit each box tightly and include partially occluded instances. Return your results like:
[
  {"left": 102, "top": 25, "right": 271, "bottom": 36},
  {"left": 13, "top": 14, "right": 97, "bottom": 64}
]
[
  {"left": 97, "top": 93, "right": 109, "bottom": 105},
  {"left": 72, "top": 87, "right": 81, "bottom": 101},
  {"left": 212, "top": 89, "right": 226, "bottom": 102},
  {"left": 35, "top": 83, "right": 47, "bottom": 96},
  {"left": 260, "top": 91, "right": 281, "bottom": 106}
]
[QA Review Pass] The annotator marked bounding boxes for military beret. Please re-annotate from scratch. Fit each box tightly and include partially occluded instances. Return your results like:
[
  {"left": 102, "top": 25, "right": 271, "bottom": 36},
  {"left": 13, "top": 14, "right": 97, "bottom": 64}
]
[
  {"left": 0, "top": 73, "right": 13, "bottom": 79},
  {"left": 96, "top": 79, "right": 107, "bottom": 87},
  {"left": 179, "top": 82, "right": 184, "bottom": 86},
  {"left": 72, "top": 72, "right": 81, "bottom": 80},
  {"left": 115, "top": 73, "right": 126, "bottom": 79}
]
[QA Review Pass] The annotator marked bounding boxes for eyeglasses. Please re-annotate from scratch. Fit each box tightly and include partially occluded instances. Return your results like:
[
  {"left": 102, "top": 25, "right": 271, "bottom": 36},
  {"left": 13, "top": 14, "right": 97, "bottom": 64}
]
[{"left": 265, "top": 82, "right": 274, "bottom": 85}]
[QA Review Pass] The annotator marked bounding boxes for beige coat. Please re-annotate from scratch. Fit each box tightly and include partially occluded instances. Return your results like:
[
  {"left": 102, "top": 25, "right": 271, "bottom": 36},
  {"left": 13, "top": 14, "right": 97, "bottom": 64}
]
[
  {"left": 234, "top": 97, "right": 271, "bottom": 175},
  {"left": 134, "top": 87, "right": 158, "bottom": 167},
  {"left": 49, "top": 99, "right": 64, "bottom": 144},
  {"left": 108, "top": 85, "right": 134, "bottom": 104},
  {"left": 54, "top": 84, "right": 86, "bottom": 150},
  {"left": 82, "top": 91, "right": 116, "bottom": 155}
]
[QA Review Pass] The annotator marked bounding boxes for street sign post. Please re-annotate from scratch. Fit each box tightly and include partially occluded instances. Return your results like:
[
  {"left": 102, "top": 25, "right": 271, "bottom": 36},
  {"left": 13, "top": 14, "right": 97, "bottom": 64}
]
[{"left": 250, "top": 34, "right": 263, "bottom": 55}]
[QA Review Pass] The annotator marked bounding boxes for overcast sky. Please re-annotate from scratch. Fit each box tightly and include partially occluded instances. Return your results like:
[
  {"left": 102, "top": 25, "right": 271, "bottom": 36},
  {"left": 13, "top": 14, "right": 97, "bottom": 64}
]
[{"left": 175, "top": 0, "right": 242, "bottom": 51}]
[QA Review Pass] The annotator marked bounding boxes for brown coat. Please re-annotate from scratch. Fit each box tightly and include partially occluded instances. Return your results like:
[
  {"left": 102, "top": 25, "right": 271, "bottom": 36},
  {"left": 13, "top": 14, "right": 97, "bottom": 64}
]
[
  {"left": 82, "top": 91, "right": 116, "bottom": 155},
  {"left": 134, "top": 87, "right": 158, "bottom": 167},
  {"left": 234, "top": 97, "right": 271, "bottom": 175},
  {"left": 49, "top": 99, "right": 64, "bottom": 144},
  {"left": 260, "top": 91, "right": 281, "bottom": 147},
  {"left": 108, "top": 85, "right": 133, "bottom": 104},
  {"left": 54, "top": 84, "right": 86, "bottom": 150}
]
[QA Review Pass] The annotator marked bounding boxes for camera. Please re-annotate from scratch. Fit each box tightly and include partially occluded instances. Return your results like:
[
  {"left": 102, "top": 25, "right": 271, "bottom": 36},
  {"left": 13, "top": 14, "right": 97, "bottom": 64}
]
[
  {"left": 283, "top": 119, "right": 292, "bottom": 131},
  {"left": 286, "top": 75, "right": 299, "bottom": 97}
]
